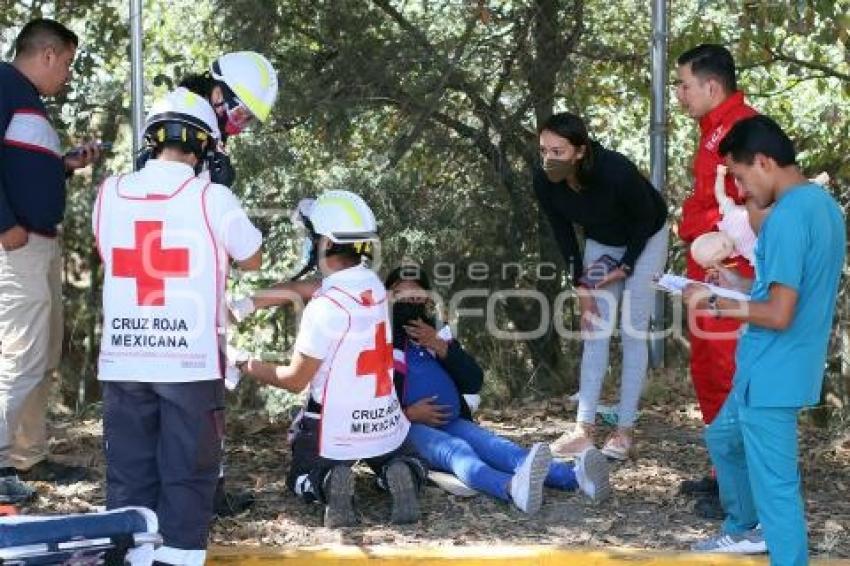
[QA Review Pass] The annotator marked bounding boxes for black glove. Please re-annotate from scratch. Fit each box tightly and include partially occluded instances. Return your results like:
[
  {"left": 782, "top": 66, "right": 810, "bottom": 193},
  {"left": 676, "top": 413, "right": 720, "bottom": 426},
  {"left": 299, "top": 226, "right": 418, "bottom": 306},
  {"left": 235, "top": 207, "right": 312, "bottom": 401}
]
[
  {"left": 208, "top": 151, "right": 236, "bottom": 187},
  {"left": 135, "top": 147, "right": 153, "bottom": 172}
]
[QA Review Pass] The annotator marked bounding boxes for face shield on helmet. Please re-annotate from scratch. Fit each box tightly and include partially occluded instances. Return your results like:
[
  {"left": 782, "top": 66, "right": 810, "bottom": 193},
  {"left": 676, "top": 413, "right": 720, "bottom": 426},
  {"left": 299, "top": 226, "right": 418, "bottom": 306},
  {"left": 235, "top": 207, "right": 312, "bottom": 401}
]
[
  {"left": 210, "top": 51, "right": 278, "bottom": 136},
  {"left": 289, "top": 198, "right": 318, "bottom": 281}
]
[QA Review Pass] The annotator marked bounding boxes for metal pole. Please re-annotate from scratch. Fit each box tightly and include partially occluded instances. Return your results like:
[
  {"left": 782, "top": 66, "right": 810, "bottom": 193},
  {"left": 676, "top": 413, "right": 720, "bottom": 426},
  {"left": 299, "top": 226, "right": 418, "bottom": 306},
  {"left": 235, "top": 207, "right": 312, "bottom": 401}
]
[
  {"left": 130, "top": 0, "right": 144, "bottom": 167},
  {"left": 648, "top": 0, "right": 667, "bottom": 368}
]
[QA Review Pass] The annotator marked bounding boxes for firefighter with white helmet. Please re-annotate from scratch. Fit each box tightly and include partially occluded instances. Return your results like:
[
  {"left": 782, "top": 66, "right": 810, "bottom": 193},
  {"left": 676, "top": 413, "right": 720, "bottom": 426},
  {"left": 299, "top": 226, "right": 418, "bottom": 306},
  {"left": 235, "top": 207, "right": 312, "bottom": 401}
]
[
  {"left": 178, "top": 50, "right": 278, "bottom": 141},
  {"left": 210, "top": 51, "right": 278, "bottom": 135},
  {"left": 134, "top": 51, "right": 280, "bottom": 187},
  {"left": 231, "top": 190, "right": 427, "bottom": 528},
  {"left": 94, "top": 87, "right": 262, "bottom": 564}
]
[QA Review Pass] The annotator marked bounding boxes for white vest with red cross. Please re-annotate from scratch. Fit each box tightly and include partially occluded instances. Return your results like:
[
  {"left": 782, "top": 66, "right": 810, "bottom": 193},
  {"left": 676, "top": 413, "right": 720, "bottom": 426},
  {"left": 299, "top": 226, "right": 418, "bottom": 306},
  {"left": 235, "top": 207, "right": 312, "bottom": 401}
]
[
  {"left": 95, "top": 172, "right": 224, "bottom": 382},
  {"left": 313, "top": 279, "right": 409, "bottom": 460}
]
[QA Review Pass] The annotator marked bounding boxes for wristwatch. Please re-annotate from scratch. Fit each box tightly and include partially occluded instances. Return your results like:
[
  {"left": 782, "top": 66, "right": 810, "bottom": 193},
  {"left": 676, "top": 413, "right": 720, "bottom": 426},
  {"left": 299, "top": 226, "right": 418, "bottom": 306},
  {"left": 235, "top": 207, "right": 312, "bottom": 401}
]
[
  {"left": 619, "top": 262, "right": 633, "bottom": 276},
  {"left": 707, "top": 294, "right": 721, "bottom": 318}
]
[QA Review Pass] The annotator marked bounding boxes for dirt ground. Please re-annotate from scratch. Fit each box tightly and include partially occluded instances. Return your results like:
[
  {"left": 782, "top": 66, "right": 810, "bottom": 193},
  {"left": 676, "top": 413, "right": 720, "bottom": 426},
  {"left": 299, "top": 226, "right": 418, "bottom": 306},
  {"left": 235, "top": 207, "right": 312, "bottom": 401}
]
[{"left": 23, "top": 375, "right": 850, "bottom": 559}]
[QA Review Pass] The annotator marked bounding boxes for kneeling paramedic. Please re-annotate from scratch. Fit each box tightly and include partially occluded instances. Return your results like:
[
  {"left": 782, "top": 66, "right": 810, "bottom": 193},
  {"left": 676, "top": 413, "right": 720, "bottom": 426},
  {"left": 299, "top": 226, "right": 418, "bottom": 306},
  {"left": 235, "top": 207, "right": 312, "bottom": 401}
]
[
  {"left": 93, "top": 87, "right": 262, "bottom": 565},
  {"left": 232, "top": 190, "right": 426, "bottom": 527}
]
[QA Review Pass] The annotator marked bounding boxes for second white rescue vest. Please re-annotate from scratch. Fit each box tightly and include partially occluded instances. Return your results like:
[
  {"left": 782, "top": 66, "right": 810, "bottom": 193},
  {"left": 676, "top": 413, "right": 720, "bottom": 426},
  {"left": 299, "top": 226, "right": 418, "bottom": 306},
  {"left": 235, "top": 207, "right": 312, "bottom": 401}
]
[{"left": 313, "top": 284, "right": 409, "bottom": 460}]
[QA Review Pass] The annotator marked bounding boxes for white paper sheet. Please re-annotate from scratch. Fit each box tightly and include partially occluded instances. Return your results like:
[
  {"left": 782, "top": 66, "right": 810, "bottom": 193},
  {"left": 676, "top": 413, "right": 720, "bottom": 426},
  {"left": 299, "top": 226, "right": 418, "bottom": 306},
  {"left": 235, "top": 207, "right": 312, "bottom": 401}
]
[{"left": 653, "top": 273, "right": 750, "bottom": 301}]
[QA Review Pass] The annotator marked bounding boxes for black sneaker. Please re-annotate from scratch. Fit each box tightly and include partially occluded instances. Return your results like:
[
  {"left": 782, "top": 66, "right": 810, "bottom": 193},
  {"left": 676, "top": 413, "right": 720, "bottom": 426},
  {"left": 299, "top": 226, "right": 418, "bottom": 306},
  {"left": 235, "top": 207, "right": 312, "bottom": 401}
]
[
  {"left": 385, "top": 461, "right": 420, "bottom": 525},
  {"left": 679, "top": 475, "right": 718, "bottom": 497},
  {"left": 322, "top": 466, "right": 356, "bottom": 528},
  {"left": 0, "top": 469, "right": 36, "bottom": 504},
  {"left": 695, "top": 493, "right": 725, "bottom": 520},
  {"left": 213, "top": 478, "right": 255, "bottom": 517},
  {"left": 18, "top": 460, "right": 90, "bottom": 484}
]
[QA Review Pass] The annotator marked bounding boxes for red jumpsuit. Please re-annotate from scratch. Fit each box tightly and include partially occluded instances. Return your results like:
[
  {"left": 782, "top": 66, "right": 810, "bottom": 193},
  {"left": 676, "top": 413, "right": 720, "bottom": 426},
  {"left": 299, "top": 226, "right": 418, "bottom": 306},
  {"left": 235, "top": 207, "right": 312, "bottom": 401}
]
[{"left": 679, "top": 91, "right": 758, "bottom": 424}]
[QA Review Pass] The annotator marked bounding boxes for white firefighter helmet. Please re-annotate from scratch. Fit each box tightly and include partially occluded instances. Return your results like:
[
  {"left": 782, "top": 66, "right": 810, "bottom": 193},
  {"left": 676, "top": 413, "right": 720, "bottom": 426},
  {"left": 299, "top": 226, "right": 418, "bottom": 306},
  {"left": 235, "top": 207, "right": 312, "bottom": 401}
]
[
  {"left": 309, "top": 190, "right": 378, "bottom": 245},
  {"left": 210, "top": 51, "right": 278, "bottom": 123},
  {"left": 144, "top": 87, "right": 220, "bottom": 143}
]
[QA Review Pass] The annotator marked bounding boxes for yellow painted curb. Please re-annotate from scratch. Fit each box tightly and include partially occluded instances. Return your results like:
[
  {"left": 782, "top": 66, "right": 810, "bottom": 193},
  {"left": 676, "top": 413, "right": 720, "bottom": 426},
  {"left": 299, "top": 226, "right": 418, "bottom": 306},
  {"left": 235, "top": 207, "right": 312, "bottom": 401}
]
[{"left": 207, "top": 545, "right": 850, "bottom": 565}]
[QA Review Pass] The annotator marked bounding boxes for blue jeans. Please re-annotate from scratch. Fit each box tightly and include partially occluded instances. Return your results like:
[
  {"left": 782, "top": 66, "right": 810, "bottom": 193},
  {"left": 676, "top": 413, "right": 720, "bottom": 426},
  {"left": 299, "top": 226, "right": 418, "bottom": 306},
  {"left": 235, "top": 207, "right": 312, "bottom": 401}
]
[
  {"left": 706, "top": 389, "right": 806, "bottom": 566},
  {"left": 408, "top": 418, "right": 577, "bottom": 501}
]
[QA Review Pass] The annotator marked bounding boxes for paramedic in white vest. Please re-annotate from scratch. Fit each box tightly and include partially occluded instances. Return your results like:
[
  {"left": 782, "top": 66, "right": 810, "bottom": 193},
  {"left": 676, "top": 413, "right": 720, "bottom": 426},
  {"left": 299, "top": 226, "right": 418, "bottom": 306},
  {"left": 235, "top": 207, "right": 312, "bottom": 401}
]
[
  {"left": 232, "top": 190, "right": 426, "bottom": 528},
  {"left": 93, "top": 87, "right": 262, "bottom": 565}
]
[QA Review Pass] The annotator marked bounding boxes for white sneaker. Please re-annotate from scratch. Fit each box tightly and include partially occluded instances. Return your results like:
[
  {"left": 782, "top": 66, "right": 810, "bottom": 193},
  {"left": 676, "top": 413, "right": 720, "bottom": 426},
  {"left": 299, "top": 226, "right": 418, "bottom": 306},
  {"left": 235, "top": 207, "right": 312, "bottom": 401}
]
[
  {"left": 509, "top": 443, "right": 551, "bottom": 514},
  {"left": 574, "top": 447, "right": 611, "bottom": 503},
  {"left": 691, "top": 526, "right": 767, "bottom": 554}
]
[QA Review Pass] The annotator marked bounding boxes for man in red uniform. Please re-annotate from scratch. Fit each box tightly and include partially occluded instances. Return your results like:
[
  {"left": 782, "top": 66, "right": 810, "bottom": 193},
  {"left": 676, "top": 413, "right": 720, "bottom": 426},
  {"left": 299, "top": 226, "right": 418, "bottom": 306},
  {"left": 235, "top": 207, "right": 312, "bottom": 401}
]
[{"left": 675, "top": 44, "right": 758, "bottom": 519}]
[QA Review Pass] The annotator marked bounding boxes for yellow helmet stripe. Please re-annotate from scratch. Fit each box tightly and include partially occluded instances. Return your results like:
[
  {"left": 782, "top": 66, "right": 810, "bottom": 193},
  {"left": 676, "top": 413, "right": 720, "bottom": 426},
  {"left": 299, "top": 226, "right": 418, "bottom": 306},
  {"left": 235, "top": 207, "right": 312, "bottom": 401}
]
[
  {"left": 319, "top": 196, "right": 365, "bottom": 228},
  {"left": 249, "top": 52, "right": 271, "bottom": 88},
  {"left": 182, "top": 89, "right": 199, "bottom": 107},
  {"left": 233, "top": 84, "right": 271, "bottom": 122}
]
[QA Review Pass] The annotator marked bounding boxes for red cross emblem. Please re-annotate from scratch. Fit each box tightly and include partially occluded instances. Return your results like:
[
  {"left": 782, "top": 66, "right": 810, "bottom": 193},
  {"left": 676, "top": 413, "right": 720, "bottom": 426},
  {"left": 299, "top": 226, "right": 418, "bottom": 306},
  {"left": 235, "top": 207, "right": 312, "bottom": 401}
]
[
  {"left": 356, "top": 322, "right": 393, "bottom": 397},
  {"left": 112, "top": 220, "right": 190, "bottom": 306}
]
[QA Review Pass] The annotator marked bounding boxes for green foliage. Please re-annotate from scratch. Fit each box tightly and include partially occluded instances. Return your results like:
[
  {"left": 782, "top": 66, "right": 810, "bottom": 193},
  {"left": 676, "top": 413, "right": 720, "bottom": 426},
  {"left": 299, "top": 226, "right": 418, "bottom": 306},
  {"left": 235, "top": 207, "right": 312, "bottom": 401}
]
[{"left": 2, "top": 0, "right": 847, "bottom": 419}]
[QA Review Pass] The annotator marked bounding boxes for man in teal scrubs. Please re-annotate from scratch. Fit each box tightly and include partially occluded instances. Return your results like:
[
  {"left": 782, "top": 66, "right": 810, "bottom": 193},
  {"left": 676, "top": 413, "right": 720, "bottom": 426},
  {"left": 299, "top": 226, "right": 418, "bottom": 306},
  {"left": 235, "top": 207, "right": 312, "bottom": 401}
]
[{"left": 682, "top": 115, "right": 846, "bottom": 565}]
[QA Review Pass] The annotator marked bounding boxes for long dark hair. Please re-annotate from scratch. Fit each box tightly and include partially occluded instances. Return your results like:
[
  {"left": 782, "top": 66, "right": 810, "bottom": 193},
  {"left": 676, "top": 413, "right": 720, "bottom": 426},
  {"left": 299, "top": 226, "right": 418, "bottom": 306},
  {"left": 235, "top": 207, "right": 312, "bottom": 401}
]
[{"left": 538, "top": 112, "right": 595, "bottom": 185}]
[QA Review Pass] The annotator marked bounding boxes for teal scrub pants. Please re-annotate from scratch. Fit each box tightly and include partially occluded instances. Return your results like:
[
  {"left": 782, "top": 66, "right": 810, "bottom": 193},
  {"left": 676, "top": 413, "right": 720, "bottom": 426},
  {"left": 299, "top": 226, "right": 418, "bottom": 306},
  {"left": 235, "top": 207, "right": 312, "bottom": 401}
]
[{"left": 705, "top": 389, "right": 807, "bottom": 566}]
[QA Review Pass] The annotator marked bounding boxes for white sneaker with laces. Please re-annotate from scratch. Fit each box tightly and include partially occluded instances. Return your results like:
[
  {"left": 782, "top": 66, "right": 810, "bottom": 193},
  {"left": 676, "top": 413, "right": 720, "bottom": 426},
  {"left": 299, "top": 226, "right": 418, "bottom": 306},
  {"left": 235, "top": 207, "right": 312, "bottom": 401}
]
[
  {"left": 691, "top": 526, "right": 767, "bottom": 554},
  {"left": 574, "top": 446, "right": 611, "bottom": 503},
  {"left": 509, "top": 442, "right": 551, "bottom": 514}
]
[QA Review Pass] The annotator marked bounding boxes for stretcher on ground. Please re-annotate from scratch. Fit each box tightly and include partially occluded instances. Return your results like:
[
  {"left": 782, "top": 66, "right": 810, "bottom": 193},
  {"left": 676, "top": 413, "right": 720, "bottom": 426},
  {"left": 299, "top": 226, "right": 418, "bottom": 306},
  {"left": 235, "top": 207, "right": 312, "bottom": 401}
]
[{"left": 0, "top": 506, "right": 159, "bottom": 565}]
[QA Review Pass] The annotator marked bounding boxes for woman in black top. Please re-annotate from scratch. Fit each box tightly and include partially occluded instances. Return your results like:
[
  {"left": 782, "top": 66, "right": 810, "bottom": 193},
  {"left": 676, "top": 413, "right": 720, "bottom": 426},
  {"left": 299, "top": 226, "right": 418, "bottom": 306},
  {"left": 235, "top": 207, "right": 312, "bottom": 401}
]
[{"left": 535, "top": 112, "right": 668, "bottom": 461}]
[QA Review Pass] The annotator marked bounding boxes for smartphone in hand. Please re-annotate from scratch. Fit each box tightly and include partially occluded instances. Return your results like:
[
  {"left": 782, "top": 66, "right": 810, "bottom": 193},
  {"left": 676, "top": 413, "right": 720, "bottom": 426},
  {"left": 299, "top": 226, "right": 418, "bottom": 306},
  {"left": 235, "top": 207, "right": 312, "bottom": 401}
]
[
  {"left": 65, "top": 141, "right": 112, "bottom": 157},
  {"left": 578, "top": 254, "right": 620, "bottom": 288}
]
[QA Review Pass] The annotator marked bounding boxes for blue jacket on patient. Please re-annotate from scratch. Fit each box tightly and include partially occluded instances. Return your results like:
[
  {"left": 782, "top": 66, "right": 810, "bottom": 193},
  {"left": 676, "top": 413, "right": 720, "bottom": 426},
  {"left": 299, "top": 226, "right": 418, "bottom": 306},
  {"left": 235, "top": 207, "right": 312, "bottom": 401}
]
[
  {"left": 402, "top": 343, "right": 463, "bottom": 422},
  {"left": 393, "top": 331, "right": 483, "bottom": 422}
]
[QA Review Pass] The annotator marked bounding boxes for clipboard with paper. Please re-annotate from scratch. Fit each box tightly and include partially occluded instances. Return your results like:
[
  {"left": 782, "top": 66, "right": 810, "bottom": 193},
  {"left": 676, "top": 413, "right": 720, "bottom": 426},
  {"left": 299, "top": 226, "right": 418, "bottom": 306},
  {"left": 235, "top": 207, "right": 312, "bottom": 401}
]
[{"left": 652, "top": 273, "right": 750, "bottom": 302}]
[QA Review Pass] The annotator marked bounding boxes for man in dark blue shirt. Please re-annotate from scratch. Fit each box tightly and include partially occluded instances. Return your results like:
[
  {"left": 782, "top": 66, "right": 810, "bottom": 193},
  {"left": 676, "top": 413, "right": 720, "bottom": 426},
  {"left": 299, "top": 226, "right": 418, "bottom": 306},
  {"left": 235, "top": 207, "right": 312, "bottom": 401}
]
[{"left": 0, "top": 18, "right": 101, "bottom": 503}]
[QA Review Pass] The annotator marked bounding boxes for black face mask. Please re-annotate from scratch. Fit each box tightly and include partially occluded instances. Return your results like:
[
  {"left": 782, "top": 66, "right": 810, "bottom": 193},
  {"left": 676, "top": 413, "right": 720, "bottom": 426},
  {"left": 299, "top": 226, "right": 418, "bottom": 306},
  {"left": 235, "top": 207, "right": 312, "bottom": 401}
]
[{"left": 391, "top": 301, "right": 436, "bottom": 347}]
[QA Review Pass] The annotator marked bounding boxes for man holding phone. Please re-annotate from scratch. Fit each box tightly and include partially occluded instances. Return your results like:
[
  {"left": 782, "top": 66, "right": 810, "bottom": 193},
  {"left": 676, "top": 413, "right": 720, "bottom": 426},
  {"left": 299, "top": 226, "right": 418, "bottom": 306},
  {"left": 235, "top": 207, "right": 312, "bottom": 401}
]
[{"left": 0, "top": 18, "right": 102, "bottom": 503}]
